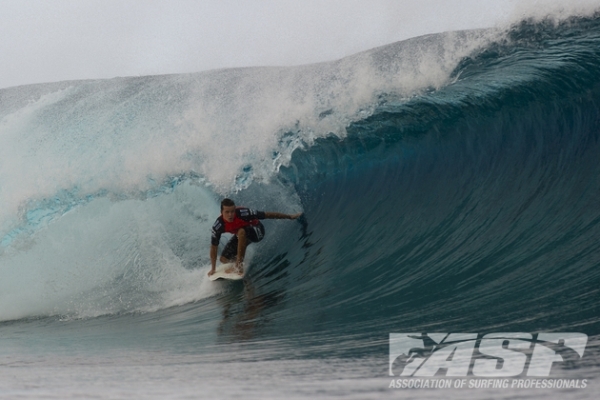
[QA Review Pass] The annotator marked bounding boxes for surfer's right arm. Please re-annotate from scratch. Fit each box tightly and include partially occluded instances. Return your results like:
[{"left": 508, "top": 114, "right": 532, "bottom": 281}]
[
  {"left": 208, "top": 218, "right": 224, "bottom": 277},
  {"left": 209, "top": 244, "right": 218, "bottom": 276}
]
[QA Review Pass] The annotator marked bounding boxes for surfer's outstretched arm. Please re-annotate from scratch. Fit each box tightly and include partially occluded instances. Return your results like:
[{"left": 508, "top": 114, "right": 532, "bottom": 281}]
[{"left": 264, "top": 212, "right": 303, "bottom": 220}]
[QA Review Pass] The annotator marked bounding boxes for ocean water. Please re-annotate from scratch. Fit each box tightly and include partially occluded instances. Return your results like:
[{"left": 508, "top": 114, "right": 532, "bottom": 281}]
[{"left": 1, "top": 11, "right": 600, "bottom": 400}]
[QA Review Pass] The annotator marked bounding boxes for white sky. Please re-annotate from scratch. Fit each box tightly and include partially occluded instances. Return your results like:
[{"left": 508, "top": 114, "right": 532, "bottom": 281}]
[{"left": 0, "top": 0, "right": 597, "bottom": 89}]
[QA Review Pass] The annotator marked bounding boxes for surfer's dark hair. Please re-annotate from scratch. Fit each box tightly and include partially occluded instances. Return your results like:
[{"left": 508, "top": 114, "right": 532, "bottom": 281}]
[{"left": 221, "top": 198, "right": 235, "bottom": 211}]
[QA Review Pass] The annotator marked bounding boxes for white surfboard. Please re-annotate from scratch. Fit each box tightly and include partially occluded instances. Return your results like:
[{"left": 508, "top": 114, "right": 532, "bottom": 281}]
[{"left": 209, "top": 262, "right": 244, "bottom": 281}]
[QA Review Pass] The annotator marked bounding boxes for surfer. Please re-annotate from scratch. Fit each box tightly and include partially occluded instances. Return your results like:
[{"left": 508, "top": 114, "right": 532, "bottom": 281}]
[{"left": 208, "top": 198, "right": 302, "bottom": 276}]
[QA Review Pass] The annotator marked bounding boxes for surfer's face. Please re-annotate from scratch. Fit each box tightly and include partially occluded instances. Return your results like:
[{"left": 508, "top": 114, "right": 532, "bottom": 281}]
[{"left": 222, "top": 205, "right": 236, "bottom": 222}]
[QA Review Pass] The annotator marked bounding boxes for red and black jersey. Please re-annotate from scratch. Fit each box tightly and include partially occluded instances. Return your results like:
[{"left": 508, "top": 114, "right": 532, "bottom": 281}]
[{"left": 211, "top": 207, "right": 266, "bottom": 246}]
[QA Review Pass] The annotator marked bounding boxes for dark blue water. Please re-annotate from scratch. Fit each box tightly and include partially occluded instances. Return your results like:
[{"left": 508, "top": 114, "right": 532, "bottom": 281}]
[{"left": 258, "top": 15, "right": 600, "bottom": 341}]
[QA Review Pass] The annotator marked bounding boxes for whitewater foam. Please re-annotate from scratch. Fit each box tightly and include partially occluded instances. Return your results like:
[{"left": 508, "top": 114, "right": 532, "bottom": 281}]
[
  {"left": 0, "top": 29, "right": 495, "bottom": 234},
  {"left": 0, "top": 182, "right": 224, "bottom": 321}
]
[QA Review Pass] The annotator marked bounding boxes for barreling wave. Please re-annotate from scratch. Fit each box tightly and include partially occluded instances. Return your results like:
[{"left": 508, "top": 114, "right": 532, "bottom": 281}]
[
  {"left": 1, "top": 13, "right": 599, "bottom": 343},
  {"left": 270, "top": 15, "right": 600, "bottom": 339}
]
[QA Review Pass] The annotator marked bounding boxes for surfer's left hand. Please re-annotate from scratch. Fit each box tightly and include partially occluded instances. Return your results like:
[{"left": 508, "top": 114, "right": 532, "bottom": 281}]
[{"left": 289, "top": 213, "right": 303, "bottom": 220}]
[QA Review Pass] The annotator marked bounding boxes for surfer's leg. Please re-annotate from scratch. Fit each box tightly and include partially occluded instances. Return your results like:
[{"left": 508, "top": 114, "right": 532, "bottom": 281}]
[
  {"left": 235, "top": 228, "right": 248, "bottom": 274},
  {"left": 248, "top": 223, "right": 265, "bottom": 243},
  {"left": 235, "top": 224, "right": 264, "bottom": 274},
  {"left": 221, "top": 235, "right": 239, "bottom": 263}
]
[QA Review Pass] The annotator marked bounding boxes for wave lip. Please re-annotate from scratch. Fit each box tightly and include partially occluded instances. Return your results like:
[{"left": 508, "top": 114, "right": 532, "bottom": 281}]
[{"left": 0, "top": 28, "right": 495, "bottom": 232}]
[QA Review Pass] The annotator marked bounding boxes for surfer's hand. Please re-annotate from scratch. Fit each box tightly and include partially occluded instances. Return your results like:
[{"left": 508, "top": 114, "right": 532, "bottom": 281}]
[{"left": 289, "top": 213, "right": 303, "bottom": 220}]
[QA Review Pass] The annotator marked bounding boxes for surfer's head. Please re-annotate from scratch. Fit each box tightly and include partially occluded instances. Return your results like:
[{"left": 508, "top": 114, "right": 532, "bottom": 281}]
[{"left": 221, "top": 198, "right": 236, "bottom": 222}]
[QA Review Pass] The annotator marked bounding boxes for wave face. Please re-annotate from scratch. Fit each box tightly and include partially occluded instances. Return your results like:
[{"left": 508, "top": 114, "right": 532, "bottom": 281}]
[
  {"left": 277, "top": 16, "right": 600, "bottom": 342},
  {"left": 1, "top": 14, "right": 600, "bottom": 350}
]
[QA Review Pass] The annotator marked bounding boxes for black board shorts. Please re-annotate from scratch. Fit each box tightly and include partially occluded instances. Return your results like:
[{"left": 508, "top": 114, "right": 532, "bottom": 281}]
[{"left": 221, "top": 222, "right": 265, "bottom": 260}]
